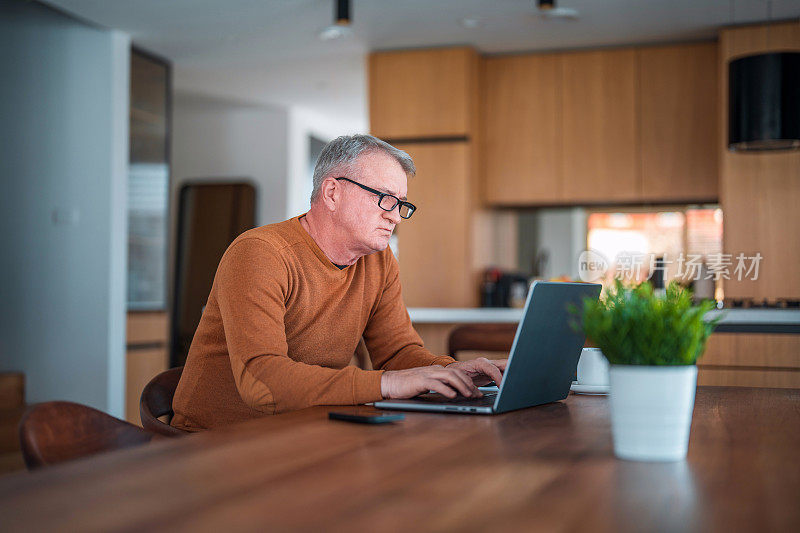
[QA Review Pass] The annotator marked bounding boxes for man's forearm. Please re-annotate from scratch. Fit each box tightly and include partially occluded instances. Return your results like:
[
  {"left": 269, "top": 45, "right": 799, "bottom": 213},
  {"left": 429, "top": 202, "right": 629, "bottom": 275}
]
[
  {"left": 232, "top": 354, "right": 385, "bottom": 413},
  {"left": 373, "top": 344, "right": 455, "bottom": 372}
]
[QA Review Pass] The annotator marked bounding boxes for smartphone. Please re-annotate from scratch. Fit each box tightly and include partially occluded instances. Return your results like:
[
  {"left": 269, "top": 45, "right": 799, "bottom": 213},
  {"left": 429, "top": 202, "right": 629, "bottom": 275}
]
[{"left": 328, "top": 408, "right": 405, "bottom": 424}]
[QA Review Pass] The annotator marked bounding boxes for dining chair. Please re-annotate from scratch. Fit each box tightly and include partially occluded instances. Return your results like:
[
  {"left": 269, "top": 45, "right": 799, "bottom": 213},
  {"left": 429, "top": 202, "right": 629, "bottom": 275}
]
[
  {"left": 447, "top": 323, "right": 595, "bottom": 359},
  {"left": 19, "top": 401, "right": 152, "bottom": 469},
  {"left": 447, "top": 323, "right": 518, "bottom": 359},
  {"left": 139, "top": 366, "right": 187, "bottom": 437}
]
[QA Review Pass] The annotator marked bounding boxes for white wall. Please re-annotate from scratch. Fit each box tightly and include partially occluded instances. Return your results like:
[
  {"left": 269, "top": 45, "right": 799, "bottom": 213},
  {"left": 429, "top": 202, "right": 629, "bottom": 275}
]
[
  {"left": 286, "top": 107, "right": 367, "bottom": 218},
  {"left": 173, "top": 54, "right": 367, "bottom": 135},
  {"left": 171, "top": 92, "right": 290, "bottom": 226},
  {"left": 172, "top": 57, "right": 367, "bottom": 221},
  {"left": 172, "top": 92, "right": 367, "bottom": 225},
  {"left": 0, "top": 0, "right": 129, "bottom": 416},
  {"left": 168, "top": 93, "right": 290, "bottom": 321}
]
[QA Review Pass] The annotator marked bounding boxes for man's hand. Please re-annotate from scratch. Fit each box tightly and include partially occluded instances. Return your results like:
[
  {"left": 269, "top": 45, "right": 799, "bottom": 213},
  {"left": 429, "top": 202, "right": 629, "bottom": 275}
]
[
  {"left": 446, "top": 358, "right": 507, "bottom": 387},
  {"left": 380, "top": 365, "right": 483, "bottom": 400}
]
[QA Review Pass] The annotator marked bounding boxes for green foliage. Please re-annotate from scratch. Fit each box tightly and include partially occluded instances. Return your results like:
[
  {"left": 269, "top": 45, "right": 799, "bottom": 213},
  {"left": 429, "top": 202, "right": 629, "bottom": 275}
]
[{"left": 574, "top": 280, "right": 721, "bottom": 366}]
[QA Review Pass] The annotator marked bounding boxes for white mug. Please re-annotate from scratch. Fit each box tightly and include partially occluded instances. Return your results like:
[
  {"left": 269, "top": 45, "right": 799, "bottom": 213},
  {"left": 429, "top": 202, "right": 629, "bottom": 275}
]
[{"left": 577, "top": 348, "right": 609, "bottom": 386}]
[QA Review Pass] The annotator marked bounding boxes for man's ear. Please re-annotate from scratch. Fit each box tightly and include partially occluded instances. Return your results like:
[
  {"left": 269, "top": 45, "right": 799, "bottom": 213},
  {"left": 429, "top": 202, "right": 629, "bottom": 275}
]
[{"left": 319, "top": 176, "right": 339, "bottom": 212}]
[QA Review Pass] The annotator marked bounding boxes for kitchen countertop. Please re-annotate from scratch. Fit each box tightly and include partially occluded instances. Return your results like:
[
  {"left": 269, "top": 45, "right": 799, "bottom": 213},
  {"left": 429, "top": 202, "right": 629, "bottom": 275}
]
[{"left": 408, "top": 307, "right": 800, "bottom": 334}]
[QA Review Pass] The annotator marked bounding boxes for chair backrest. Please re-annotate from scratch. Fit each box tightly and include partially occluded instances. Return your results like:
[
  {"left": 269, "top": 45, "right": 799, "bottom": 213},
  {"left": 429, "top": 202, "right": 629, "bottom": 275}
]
[
  {"left": 139, "top": 366, "right": 186, "bottom": 437},
  {"left": 447, "top": 323, "right": 518, "bottom": 358},
  {"left": 19, "top": 401, "right": 152, "bottom": 469}
]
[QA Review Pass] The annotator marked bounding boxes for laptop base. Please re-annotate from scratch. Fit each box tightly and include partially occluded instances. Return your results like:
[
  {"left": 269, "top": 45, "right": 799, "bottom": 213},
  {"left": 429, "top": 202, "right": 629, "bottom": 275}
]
[{"left": 375, "top": 281, "right": 601, "bottom": 416}]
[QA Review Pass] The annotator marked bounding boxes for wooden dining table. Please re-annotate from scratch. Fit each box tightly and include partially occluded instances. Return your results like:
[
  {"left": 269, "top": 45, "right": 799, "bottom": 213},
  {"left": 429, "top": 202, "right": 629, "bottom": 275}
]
[{"left": 0, "top": 386, "right": 798, "bottom": 532}]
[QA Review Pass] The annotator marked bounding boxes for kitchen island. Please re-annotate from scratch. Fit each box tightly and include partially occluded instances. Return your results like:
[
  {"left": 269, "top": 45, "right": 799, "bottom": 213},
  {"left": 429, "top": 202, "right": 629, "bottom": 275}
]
[
  {"left": 408, "top": 308, "right": 800, "bottom": 389},
  {"left": 408, "top": 307, "right": 800, "bottom": 333}
]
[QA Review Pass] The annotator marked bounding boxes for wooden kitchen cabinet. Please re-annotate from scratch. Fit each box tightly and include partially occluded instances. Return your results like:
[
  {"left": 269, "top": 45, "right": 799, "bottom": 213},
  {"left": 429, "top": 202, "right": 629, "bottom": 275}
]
[
  {"left": 560, "top": 49, "right": 639, "bottom": 203},
  {"left": 719, "top": 22, "right": 800, "bottom": 300},
  {"left": 639, "top": 43, "right": 719, "bottom": 202},
  {"left": 695, "top": 22, "right": 800, "bottom": 389},
  {"left": 699, "top": 332, "right": 800, "bottom": 389},
  {"left": 483, "top": 44, "right": 720, "bottom": 206},
  {"left": 482, "top": 54, "right": 562, "bottom": 204},
  {"left": 126, "top": 311, "right": 168, "bottom": 424},
  {"left": 393, "top": 142, "right": 478, "bottom": 308},
  {"left": 369, "top": 47, "right": 478, "bottom": 140}
]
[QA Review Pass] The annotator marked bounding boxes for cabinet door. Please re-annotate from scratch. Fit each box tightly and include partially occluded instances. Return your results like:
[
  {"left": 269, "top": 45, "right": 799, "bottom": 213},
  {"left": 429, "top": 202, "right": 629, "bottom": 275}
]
[
  {"left": 394, "top": 142, "right": 477, "bottom": 308},
  {"left": 720, "top": 22, "right": 800, "bottom": 300},
  {"left": 126, "top": 312, "right": 168, "bottom": 423},
  {"left": 369, "top": 48, "right": 477, "bottom": 139},
  {"left": 698, "top": 333, "right": 800, "bottom": 388},
  {"left": 482, "top": 55, "right": 562, "bottom": 205},
  {"left": 639, "top": 43, "right": 718, "bottom": 202},
  {"left": 560, "top": 49, "right": 639, "bottom": 202}
]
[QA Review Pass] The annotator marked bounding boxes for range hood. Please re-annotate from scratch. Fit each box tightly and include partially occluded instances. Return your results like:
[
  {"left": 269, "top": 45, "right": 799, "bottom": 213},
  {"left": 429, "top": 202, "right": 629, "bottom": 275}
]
[{"left": 728, "top": 52, "right": 800, "bottom": 152}]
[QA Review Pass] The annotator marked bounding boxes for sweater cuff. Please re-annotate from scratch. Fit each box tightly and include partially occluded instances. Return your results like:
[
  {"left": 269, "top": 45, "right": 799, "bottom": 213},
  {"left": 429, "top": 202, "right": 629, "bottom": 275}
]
[
  {"left": 432, "top": 355, "right": 457, "bottom": 367},
  {"left": 353, "top": 369, "right": 385, "bottom": 404}
]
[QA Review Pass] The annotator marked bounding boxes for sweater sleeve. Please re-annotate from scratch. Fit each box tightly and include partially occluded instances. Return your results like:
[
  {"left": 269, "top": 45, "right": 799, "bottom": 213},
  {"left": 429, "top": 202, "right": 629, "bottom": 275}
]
[
  {"left": 362, "top": 250, "right": 456, "bottom": 371},
  {"left": 215, "top": 238, "right": 384, "bottom": 414}
]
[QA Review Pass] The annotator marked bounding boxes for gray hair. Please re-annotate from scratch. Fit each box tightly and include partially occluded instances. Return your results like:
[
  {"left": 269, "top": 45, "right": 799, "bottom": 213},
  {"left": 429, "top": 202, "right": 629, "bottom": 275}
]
[{"left": 310, "top": 134, "right": 415, "bottom": 203}]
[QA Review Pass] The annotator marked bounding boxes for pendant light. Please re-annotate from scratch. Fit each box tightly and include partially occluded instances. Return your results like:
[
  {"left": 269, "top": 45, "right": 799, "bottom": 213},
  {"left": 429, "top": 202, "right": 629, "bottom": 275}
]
[
  {"left": 318, "top": 0, "right": 352, "bottom": 41},
  {"left": 727, "top": 2, "right": 800, "bottom": 151}
]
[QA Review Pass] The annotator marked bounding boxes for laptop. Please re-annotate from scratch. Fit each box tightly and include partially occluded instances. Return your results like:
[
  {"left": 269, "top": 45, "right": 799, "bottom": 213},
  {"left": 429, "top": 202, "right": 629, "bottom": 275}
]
[{"left": 374, "top": 281, "right": 602, "bottom": 415}]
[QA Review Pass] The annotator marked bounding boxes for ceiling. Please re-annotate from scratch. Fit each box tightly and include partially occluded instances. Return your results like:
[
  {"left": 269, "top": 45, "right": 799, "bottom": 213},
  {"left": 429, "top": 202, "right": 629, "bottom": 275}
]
[{"left": 43, "top": 0, "right": 800, "bottom": 124}]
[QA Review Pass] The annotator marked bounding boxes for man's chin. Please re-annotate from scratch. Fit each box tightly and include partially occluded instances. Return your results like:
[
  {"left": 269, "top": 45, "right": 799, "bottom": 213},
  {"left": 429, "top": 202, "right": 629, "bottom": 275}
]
[{"left": 369, "top": 236, "right": 391, "bottom": 253}]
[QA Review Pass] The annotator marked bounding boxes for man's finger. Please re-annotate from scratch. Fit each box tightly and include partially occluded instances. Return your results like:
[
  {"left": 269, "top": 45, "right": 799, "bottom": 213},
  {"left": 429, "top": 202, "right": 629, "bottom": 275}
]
[
  {"left": 435, "top": 369, "right": 475, "bottom": 398},
  {"left": 476, "top": 359, "right": 503, "bottom": 385},
  {"left": 491, "top": 359, "right": 509, "bottom": 371},
  {"left": 426, "top": 379, "right": 458, "bottom": 399},
  {"left": 447, "top": 367, "right": 482, "bottom": 396}
]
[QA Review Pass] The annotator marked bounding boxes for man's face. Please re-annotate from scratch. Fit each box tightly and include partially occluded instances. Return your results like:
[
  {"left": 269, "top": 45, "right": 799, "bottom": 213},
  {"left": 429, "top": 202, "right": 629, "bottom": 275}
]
[{"left": 336, "top": 151, "right": 408, "bottom": 255}]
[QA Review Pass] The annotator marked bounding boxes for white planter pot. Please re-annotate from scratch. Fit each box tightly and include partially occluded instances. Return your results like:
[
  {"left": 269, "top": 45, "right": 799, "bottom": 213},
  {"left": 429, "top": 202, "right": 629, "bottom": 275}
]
[{"left": 609, "top": 365, "right": 697, "bottom": 462}]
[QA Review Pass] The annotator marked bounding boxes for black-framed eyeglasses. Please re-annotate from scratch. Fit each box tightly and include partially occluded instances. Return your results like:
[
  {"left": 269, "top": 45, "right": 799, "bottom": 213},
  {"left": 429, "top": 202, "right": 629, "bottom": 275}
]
[{"left": 335, "top": 177, "right": 417, "bottom": 219}]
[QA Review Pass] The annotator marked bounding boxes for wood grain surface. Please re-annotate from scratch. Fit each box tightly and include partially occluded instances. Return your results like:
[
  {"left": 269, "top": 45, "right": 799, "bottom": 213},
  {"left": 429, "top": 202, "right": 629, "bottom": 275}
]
[
  {"left": 369, "top": 47, "right": 478, "bottom": 139},
  {"left": 560, "top": 48, "right": 639, "bottom": 203},
  {"left": 394, "top": 142, "right": 478, "bottom": 308},
  {"left": 719, "top": 22, "right": 800, "bottom": 300},
  {"left": 126, "top": 311, "right": 169, "bottom": 423},
  {"left": 0, "top": 387, "right": 797, "bottom": 532},
  {"left": 482, "top": 53, "right": 563, "bottom": 204},
  {"left": 638, "top": 42, "right": 719, "bottom": 203}
]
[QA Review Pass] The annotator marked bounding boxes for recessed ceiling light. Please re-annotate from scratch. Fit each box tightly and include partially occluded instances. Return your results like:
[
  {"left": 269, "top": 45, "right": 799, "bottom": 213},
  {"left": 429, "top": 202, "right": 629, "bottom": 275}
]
[
  {"left": 318, "top": 25, "right": 352, "bottom": 41},
  {"left": 460, "top": 17, "right": 481, "bottom": 29},
  {"left": 318, "top": 0, "right": 353, "bottom": 41},
  {"left": 540, "top": 7, "right": 579, "bottom": 19},
  {"left": 535, "top": 0, "right": 579, "bottom": 20}
]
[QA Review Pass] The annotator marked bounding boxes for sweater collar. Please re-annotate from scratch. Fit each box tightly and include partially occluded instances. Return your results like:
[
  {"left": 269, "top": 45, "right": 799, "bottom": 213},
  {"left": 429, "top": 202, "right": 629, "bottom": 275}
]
[{"left": 292, "top": 214, "right": 351, "bottom": 273}]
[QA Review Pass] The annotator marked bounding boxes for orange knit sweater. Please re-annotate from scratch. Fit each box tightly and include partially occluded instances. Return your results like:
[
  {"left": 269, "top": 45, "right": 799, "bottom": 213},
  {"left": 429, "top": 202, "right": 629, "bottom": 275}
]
[{"left": 171, "top": 215, "right": 454, "bottom": 430}]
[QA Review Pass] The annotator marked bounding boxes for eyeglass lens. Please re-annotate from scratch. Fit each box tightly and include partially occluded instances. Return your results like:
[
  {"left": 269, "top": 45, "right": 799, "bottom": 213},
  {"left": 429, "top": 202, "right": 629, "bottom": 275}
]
[{"left": 378, "top": 195, "right": 414, "bottom": 219}]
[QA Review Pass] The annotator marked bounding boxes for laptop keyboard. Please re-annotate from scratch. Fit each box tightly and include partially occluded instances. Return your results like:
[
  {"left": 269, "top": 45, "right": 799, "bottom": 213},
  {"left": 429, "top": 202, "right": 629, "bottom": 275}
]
[{"left": 416, "top": 391, "right": 498, "bottom": 407}]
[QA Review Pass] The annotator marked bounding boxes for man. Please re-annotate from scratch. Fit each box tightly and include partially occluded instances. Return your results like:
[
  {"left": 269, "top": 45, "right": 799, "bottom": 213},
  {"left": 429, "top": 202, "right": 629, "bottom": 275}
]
[{"left": 171, "top": 134, "right": 506, "bottom": 431}]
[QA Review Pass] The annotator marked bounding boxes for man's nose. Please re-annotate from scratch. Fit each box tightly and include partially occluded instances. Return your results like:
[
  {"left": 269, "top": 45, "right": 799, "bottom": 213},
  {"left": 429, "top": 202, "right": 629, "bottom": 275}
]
[{"left": 385, "top": 206, "right": 402, "bottom": 224}]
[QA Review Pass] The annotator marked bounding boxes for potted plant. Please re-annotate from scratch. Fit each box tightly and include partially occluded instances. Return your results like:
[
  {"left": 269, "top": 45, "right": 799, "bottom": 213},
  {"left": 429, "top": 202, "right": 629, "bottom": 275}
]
[{"left": 576, "top": 280, "right": 719, "bottom": 462}]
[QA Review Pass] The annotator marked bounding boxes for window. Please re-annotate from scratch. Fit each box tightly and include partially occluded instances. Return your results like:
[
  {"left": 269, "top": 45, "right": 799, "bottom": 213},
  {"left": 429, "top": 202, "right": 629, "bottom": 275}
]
[
  {"left": 586, "top": 206, "right": 723, "bottom": 289},
  {"left": 127, "top": 49, "right": 170, "bottom": 310}
]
